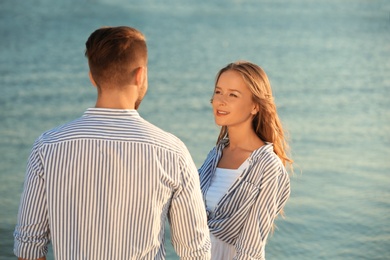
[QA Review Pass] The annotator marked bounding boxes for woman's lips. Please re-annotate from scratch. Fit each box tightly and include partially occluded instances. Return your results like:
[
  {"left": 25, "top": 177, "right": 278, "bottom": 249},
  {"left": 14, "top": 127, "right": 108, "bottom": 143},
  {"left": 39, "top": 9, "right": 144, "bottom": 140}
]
[{"left": 216, "top": 110, "right": 228, "bottom": 115}]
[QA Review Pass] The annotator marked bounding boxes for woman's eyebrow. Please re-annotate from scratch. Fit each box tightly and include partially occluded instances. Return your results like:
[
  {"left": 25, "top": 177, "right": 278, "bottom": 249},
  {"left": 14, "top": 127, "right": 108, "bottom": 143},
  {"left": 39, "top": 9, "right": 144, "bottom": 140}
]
[{"left": 215, "top": 86, "right": 242, "bottom": 93}]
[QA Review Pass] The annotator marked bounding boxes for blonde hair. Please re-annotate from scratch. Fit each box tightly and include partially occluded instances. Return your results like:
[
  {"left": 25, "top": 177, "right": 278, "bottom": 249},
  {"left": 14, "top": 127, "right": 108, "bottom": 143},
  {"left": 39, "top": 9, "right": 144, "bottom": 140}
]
[{"left": 214, "top": 61, "right": 293, "bottom": 169}]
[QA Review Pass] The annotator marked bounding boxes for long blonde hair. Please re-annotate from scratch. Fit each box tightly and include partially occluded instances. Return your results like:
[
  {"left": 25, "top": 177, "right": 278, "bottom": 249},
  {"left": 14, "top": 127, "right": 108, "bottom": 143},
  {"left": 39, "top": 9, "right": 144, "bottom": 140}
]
[{"left": 214, "top": 61, "right": 293, "bottom": 169}]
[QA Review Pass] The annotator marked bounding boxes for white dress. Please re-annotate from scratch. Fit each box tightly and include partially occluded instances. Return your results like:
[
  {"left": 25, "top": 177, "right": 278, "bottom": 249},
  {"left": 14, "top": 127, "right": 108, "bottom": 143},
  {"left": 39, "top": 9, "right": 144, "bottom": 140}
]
[{"left": 205, "top": 159, "right": 249, "bottom": 260}]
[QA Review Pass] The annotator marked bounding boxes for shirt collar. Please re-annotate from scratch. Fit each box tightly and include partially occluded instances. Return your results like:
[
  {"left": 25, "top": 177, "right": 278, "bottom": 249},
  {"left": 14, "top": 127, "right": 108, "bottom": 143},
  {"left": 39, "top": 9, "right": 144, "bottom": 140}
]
[
  {"left": 217, "top": 138, "right": 274, "bottom": 161},
  {"left": 83, "top": 108, "right": 140, "bottom": 118}
]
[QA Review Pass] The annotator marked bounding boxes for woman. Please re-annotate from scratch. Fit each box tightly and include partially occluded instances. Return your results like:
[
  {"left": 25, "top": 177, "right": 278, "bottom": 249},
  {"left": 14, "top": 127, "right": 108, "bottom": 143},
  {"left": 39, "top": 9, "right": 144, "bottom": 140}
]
[{"left": 199, "top": 61, "right": 293, "bottom": 259}]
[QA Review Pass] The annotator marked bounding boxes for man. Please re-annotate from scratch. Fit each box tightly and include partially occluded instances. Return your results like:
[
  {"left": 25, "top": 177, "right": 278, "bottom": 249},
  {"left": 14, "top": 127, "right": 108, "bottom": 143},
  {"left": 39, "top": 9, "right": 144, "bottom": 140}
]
[{"left": 14, "top": 26, "right": 211, "bottom": 260}]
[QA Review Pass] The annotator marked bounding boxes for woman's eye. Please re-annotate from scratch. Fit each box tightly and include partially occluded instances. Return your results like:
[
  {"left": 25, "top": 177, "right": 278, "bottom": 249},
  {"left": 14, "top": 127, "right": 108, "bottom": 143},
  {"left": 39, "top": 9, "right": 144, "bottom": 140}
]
[
  {"left": 229, "top": 93, "right": 238, "bottom": 97},
  {"left": 214, "top": 90, "right": 221, "bottom": 94}
]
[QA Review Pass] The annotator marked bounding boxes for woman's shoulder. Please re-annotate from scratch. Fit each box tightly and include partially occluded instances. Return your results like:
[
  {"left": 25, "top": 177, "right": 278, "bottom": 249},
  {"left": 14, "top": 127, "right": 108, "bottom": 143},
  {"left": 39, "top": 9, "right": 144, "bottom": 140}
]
[
  {"left": 250, "top": 143, "right": 287, "bottom": 178},
  {"left": 251, "top": 142, "right": 278, "bottom": 161}
]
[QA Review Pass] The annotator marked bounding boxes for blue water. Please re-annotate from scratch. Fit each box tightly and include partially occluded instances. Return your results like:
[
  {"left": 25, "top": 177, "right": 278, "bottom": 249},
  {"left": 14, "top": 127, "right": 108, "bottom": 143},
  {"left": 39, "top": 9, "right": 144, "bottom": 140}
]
[{"left": 1, "top": 0, "right": 389, "bottom": 259}]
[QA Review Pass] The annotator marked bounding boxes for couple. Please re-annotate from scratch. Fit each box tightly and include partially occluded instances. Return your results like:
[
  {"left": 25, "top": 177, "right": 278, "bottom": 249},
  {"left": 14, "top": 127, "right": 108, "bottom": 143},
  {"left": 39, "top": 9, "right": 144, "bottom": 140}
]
[{"left": 14, "top": 26, "right": 292, "bottom": 260}]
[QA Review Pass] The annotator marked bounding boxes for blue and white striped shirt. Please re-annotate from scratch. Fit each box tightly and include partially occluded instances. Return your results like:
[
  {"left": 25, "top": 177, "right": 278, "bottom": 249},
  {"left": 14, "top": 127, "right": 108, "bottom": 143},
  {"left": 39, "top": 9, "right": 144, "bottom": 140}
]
[
  {"left": 14, "top": 108, "right": 211, "bottom": 260},
  {"left": 199, "top": 140, "right": 290, "bottom": 260}
]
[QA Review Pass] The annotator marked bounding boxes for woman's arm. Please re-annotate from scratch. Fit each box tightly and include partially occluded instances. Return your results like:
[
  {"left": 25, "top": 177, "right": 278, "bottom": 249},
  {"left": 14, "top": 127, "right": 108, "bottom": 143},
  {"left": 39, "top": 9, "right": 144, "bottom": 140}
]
[{"left": 234, "top": 170, "right": 290, "bottom": 259}]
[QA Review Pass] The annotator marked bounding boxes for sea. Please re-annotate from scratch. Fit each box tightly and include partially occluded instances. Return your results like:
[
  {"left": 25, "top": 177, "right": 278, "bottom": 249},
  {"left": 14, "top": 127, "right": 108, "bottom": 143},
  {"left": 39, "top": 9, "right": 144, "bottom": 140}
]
[{"left": 0, "top": 0, "right": 389, "bottom": 259}]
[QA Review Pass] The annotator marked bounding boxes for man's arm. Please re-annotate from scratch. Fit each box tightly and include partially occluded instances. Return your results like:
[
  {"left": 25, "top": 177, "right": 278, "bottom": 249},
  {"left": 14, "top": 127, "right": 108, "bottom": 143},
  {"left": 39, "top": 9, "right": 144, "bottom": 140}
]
[
  {"left": 14, "top": 142, "right": 50, "bottom": 259},
  {"left": 168, "top": 150, "right": 211, "bottom": 259},
  {"left": 18, "top": 257, "right": 46, "bottom": 260}
]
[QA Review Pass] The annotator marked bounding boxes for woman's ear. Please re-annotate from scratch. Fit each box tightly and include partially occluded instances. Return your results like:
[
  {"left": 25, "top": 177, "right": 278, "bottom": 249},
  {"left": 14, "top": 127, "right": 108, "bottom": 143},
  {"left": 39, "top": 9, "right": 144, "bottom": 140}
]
[
  {"left": 89, "top": 71, "right": 97, "bottom": 87},
  {"left": 251, "top": 104, "right": 259, "bottom": 115}
]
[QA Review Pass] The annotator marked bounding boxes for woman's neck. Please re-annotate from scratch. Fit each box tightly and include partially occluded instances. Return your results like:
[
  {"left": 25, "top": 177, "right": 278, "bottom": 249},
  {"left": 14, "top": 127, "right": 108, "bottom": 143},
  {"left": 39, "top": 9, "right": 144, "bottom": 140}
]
[{"left": 227, "top": 127, "right": 264, "bottom": 152}]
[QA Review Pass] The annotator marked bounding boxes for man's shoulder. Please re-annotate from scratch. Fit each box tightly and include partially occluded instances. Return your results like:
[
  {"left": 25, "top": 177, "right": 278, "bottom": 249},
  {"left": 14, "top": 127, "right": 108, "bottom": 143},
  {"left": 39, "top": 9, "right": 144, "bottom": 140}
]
[
  {"left": 35, "top": 116, "right": 85, "bottom": 143},
  {"left": 140, "top": 119, "right": 188, "bottom": 153},
  {"left": 35, "top": 115, "right": 188, "bottom": 155}
]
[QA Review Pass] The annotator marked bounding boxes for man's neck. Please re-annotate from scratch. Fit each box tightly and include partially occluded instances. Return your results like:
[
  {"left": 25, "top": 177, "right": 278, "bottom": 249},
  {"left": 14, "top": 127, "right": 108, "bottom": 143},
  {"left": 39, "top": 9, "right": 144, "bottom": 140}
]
[{"left": 95, "top": 87, "right": 137, "bottom": 109}]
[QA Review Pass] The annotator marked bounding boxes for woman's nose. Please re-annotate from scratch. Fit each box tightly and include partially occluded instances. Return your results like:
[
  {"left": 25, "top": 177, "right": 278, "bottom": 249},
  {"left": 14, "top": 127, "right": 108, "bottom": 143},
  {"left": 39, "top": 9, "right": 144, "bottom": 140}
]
[{"left": 212, "top": 94, "right": 227, "bottom": 105}]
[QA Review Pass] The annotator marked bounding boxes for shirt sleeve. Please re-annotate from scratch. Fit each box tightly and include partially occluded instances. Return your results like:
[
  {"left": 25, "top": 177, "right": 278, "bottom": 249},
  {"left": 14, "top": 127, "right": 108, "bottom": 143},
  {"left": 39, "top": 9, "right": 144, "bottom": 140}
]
[
  {"left": 233, "top": 164, "right": 291, "bottom": 260},
  {"left": 14, "top": 141, "right": 50, "bottom": 259},
  {"left": 168, "top": 145, "right": 211, "bottom": 260}
]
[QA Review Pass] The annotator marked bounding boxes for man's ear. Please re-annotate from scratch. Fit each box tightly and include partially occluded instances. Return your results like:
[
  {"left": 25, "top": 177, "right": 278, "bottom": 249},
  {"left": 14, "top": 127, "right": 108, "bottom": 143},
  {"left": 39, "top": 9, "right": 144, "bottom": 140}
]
[
  {"left": 89, "top": 71, "right": 97, "bottom": 87},
  {"left": 134, "top": 66, "right": 146, "bottom": 86}
]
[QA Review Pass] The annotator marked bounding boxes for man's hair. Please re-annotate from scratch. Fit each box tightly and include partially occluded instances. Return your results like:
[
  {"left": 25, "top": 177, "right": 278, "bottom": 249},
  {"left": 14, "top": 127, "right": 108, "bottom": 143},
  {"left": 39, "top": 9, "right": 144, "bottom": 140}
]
[{"left": 85, "top": 26, "right": 147, "bottom": 88}]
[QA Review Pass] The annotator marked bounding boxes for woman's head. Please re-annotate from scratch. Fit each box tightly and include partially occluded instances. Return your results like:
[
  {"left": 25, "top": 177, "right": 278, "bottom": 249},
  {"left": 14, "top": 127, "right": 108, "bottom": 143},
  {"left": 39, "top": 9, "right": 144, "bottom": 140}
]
[
  {"left": 214, "top": 61, "right": 272, "bottom": 134},
  {"left": 213, "top": 61, "right": 293, "bottom": 167},
  {"left": 212, "top": 68, "right": 259, "bottom": 133}
]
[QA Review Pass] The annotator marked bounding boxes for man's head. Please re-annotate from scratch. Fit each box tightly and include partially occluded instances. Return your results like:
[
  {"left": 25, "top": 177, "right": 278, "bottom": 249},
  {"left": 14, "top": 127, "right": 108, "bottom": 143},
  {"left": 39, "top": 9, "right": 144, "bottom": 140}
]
[{"left": 85, "top": 26, "right": 148, "bottom": 108}]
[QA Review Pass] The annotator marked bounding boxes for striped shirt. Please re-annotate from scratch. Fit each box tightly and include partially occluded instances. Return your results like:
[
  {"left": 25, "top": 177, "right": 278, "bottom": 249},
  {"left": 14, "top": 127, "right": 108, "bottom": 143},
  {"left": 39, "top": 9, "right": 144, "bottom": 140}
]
[
  {"left": 205, "top": 160, "right": 248, "bottom": 212},
  {"left": 14, "top": 108, "right": 211, "bottom": 260},
  {"left": 198, "top": 140, "right": 290, "bottom": 260}
]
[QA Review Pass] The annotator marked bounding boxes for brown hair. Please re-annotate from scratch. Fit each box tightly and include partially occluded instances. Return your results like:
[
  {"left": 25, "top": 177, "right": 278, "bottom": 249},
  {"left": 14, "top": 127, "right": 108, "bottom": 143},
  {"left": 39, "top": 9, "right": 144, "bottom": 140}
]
[
  {"left": 214, "top": 61, "right": 293, "bottom": 169},
  {"left": 85, "top": 26, "right": 147, "bottom": 88}
]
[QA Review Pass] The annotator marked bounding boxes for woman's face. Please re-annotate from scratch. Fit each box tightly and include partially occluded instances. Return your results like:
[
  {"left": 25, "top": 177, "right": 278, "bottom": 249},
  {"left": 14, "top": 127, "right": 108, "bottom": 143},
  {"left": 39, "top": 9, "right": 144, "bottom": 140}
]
[{"left": 212, "top": 70, "right": 258, "bottom": 128}]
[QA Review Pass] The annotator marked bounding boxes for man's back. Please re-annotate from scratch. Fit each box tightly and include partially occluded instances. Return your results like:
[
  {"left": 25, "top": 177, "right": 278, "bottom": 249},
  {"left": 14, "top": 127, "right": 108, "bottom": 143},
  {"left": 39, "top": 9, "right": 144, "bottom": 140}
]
[{"left": 14, "top": 108, "right": 210, "bottom": 259}]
